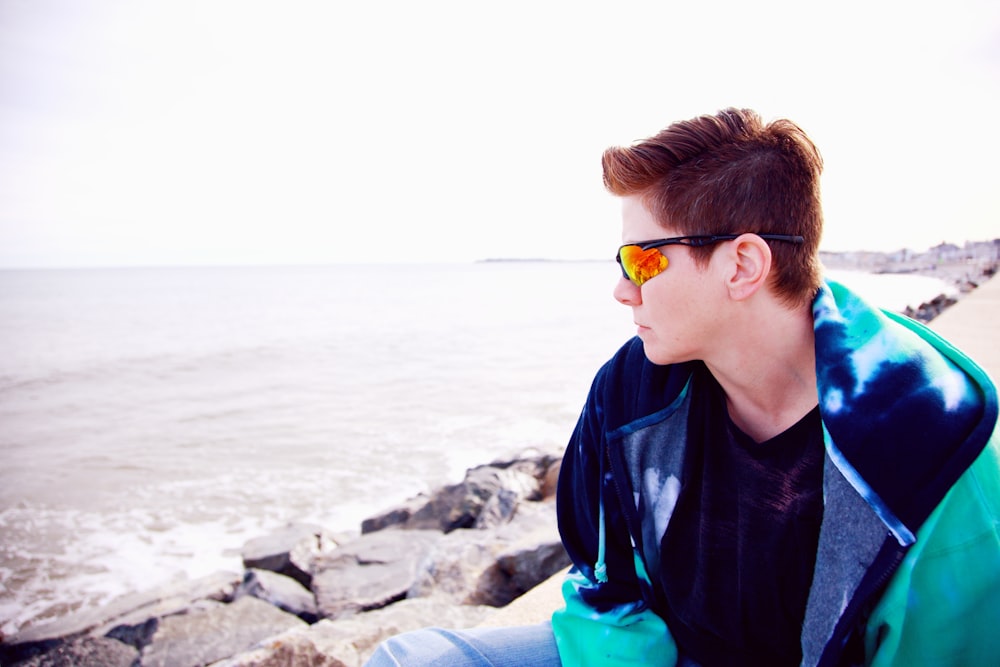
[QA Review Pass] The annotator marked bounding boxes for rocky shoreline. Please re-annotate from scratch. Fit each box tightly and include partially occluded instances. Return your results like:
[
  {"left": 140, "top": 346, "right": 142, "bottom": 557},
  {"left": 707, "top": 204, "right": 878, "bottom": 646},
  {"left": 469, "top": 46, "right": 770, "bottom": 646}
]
[
  {"left": 820, "top": 239, "right": 998, "bottom": 322},
  {"left": 3, "top": 240, "right": 997, "bottom": 667},
  {"left": 1, "top": 450, "right": 568, "bottom": 667}
]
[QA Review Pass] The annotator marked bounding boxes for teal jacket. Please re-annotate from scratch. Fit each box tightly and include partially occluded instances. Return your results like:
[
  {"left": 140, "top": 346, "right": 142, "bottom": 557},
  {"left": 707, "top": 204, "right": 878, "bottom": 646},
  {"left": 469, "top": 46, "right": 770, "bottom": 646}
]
[{"left": 553, "top": 280, "right": 1000, "bottom": 666}]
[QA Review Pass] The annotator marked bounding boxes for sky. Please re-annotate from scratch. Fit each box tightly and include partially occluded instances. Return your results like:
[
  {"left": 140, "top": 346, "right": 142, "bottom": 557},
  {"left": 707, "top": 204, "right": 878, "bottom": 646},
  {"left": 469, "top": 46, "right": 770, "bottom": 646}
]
[{"left": 1, "top": 0, "right": 998, "bottom": 268}]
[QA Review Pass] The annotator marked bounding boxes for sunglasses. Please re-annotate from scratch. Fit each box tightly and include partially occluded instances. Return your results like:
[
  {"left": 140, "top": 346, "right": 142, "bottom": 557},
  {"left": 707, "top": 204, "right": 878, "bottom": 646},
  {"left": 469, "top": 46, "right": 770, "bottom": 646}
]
[{"left": 616, "top": 234, "right": 805, "bottom": 286}]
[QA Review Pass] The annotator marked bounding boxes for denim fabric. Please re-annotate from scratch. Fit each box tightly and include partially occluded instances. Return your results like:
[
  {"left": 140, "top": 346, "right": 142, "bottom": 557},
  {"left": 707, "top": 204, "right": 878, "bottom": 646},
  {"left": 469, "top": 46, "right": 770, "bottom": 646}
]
[{"left": 363, "top": 622, "right": 561, "bottom": 667}]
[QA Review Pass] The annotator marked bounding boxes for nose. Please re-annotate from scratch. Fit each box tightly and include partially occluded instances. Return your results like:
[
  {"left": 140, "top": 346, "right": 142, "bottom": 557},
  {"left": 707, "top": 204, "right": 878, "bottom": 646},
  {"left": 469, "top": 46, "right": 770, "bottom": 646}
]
[{"left": 614, "top": 276, "right": 641, "bottom": 306}]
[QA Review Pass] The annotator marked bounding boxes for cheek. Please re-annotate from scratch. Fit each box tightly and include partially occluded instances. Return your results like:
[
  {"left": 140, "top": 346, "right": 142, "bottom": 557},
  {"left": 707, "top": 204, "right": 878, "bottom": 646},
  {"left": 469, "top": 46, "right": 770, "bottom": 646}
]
[
  {"left": 640, "top": 286, "right": 680, "bottom": 333},
  {"left": 642, "top": 280, "right": 688, "bottom": 317},
  {"left": 643, "top": 283, "right": 707, "bottom": 341}
]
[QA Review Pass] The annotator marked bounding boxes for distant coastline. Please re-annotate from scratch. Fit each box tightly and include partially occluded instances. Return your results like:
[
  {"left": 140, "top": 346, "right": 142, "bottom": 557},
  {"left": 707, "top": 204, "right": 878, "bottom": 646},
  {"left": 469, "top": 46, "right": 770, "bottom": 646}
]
[
  {"left": 477, "top": 258, "right": 608, "bottom": 263},
  {"left": 482, "top": 238, "right": 1000, "bottom": 294},
  {"left": 820, "top": 238, "right": 998, "bottom": 293},
  {"left": 482, "top": 238, "right": 1000, "bottom": 323},
  {"left": 482, "top": 237, "right": 999, "bottom": 274}
]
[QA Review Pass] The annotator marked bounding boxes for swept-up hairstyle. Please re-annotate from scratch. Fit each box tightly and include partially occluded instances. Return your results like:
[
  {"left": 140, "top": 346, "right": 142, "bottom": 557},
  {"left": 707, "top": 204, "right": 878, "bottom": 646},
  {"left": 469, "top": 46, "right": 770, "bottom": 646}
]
[{"left": 603, "top": 108, "right": 824, "bottom": 305}]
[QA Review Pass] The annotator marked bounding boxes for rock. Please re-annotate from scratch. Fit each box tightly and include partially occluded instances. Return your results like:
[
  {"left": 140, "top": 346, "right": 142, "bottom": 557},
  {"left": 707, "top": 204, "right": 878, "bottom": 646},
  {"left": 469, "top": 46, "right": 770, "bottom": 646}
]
[
  {"left": 140, "top": 596, "right": 305, "bottom": 667},
  {"left": 490, "top": 449, "right": 561, "bottom": 481},
  {"left": 358, "top": 495, "right": 427, "bottom": 534},
  {"left": 214, "top": 598, "right": 494, "bottom": 667},
  {"left": 467, "top": 501, "right": 569, "bottom": 606},
  {"left": 241, "top": 523, "right": 337, "bottom": 589},
  {"left": 473, "top": 488, "right": 520, "bottom": 529},
  {"left": 236, "top": 569, "right": 318, "bottom": 623},
  {"left": 540, "top": 459, "right": 561, "bottom": 500},
  {"left": 339, "top": 597, "right": 493, "bottom": 661},
  {"left": 904, "top": 293, "right": 959, "bottom": 322},
  {"left": 3, "top": 449, "right": 569, "bottom": 667},
  {"left": 493, "top": 538, "right": 571, "bottom": 598},
  {"left": 210, "top": 629, "right": 354, "bottom": 667},
  {"left": 104, "top": 615, "right": 157, "bottom": 652},
  {"left": 104, "top": 601, "right": 229, "bottom": 654},
  {"left": 362, "top": 464, "right": 541, "bottom": 534},
  {"left": 406, "top": 528, "right": 509, "bottom": 604},
  {"left": 310, "top": 530, "right": 441, "bottom": 619},
  {"left": 408, "top": 500, "right": 569, "bottom": 607},
  {"left": 3, "top": 571, "right": 241, "bottom": 659},
  {"left": 9, "top": 636, "right": 138, "bottom": 667}
]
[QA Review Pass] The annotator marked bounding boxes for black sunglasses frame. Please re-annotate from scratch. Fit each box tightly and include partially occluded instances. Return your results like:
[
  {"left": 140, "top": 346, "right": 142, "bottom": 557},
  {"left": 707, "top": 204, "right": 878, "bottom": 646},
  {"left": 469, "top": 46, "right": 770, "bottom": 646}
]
[{"left": 616, "top": 233, "right": 805, "bottom": 282}]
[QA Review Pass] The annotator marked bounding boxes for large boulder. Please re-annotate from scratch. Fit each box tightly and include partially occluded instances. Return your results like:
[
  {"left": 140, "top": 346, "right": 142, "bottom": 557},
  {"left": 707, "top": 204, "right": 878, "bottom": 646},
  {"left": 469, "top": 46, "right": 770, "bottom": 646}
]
[
  {"left": 408, "top": 500, "right": 569, "bottom": 607},
  {"left": 240, "top": 523, "right": 338, "bottom": 588},
  {"left": 310, "top": 529, "right": 441, "bottom": 619},
  {"left": 361, "top": 464, "right": 541, "bottom": 534},
  {"left": 492, "top": 538, "right": 570, "bottom": 599},
  {"left": 1, "top": 571, "right": 241, "bottom": 663},
  {"left": 405, "top": 528, "right": 507, "bottom": 604},
  {"left": 139, "top": 596, "right": 305, "bottom": 667}
]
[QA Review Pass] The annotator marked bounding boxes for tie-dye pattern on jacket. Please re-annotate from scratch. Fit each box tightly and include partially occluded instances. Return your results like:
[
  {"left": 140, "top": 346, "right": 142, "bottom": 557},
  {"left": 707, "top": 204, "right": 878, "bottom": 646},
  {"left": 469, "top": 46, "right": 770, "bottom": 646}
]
[{"left": 814, "top": 280, "right": 988, "bottom": 543}]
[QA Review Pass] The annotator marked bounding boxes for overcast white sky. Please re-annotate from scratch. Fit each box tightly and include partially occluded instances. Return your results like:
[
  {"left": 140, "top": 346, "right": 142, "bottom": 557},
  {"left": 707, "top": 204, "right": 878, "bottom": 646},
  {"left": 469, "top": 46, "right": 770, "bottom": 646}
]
[{"left": 1, "top": 0, "right": 998, "bottom": 268}]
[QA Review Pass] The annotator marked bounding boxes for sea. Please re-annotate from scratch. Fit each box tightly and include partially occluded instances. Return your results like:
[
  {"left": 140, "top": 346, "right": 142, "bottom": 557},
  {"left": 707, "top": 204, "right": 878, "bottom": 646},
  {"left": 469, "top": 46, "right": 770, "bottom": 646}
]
[{"left": 0, "top": 261, "right": 956, "bottom": 637}]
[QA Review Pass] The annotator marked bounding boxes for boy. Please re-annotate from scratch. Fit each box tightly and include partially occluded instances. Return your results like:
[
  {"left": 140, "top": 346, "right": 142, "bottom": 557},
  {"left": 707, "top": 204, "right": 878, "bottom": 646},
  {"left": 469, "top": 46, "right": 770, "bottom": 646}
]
[{"left": 367, "top": 108, "right": 1000, "bottom": 666}]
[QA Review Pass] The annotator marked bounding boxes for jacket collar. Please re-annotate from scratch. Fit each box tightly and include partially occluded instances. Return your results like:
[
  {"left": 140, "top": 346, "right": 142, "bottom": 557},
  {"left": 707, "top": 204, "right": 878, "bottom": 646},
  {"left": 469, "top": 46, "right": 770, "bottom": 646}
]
[{"left": 812, "top": 279, "right": 990, "bottom": 538}]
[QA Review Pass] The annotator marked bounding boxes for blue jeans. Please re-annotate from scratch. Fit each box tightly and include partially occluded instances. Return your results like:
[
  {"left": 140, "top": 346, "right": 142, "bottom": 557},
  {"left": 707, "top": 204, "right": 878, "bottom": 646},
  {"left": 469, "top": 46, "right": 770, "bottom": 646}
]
[{"left": 363, "top": 622, "right": 561, "bottom": 667}]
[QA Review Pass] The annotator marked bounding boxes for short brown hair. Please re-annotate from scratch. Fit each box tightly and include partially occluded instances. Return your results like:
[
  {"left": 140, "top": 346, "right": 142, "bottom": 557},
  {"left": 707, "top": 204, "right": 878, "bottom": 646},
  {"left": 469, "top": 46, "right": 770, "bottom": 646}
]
[{"left": 602, "top": 108, "right": 824, "bottom": 305}]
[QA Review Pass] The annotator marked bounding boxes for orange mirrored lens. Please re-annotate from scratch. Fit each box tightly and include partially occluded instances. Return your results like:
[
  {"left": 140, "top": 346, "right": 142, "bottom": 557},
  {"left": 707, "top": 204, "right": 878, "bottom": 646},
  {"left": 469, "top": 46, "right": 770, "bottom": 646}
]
[{"left": 619, "top": 245, "right": 668, "bottom": 286}]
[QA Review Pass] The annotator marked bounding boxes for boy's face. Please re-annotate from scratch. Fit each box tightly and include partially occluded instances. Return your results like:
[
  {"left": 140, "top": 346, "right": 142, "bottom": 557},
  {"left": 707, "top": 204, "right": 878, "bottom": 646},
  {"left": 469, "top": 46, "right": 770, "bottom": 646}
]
[{"left": 613, "top": 195, "right": 727, "bottom": 365}]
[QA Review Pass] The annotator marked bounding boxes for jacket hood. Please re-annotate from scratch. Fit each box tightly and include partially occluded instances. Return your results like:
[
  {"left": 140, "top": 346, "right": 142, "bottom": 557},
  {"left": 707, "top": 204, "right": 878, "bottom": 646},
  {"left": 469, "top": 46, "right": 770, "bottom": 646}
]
[{"left": 813, "top": 279, "right": 996, "bottom": 542}]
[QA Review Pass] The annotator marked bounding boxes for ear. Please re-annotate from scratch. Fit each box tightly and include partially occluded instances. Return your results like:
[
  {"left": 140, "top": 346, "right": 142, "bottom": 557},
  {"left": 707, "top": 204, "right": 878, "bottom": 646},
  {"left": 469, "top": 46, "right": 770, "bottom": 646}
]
[{"left": 725, "top": 234, "right": 772, "bottom": 301}]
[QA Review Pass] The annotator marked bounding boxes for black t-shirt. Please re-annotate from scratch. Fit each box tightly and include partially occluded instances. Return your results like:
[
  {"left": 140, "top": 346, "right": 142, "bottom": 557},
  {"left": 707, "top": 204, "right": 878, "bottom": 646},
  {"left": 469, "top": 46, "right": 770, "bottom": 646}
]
[{"left": 660, "top": 366, "right": 825, "bottom": 666}]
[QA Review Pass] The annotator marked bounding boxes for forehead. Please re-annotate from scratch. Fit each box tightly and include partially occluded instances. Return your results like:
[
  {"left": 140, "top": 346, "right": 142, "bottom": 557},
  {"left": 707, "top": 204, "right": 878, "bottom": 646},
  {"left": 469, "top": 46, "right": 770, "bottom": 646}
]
[{"left": 621, "top": 195, "right": 675, "bottom": 241}]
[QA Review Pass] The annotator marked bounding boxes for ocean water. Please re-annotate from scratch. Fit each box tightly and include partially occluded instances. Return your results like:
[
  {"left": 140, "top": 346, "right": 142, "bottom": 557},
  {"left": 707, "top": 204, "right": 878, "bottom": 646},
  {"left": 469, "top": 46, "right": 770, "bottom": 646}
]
[{"left": 0, "top": 262, "right": 954, "bottom": 637}]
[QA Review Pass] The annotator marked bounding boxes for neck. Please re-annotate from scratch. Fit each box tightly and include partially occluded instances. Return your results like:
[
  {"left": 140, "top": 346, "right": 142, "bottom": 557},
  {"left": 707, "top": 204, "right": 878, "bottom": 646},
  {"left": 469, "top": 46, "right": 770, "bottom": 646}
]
[{"left": 703, "top": 299, "right": 818, "bottom": 443}]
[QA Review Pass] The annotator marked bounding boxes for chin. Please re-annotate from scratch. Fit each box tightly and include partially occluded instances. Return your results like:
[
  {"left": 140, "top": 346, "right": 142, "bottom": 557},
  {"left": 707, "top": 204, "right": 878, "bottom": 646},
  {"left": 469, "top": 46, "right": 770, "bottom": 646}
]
[
  {"left": 639, "top": 338, "right": 694, "bottom": 367},
  {"left": 640, "top": 342, "right": 674, "bottom": 366}
]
